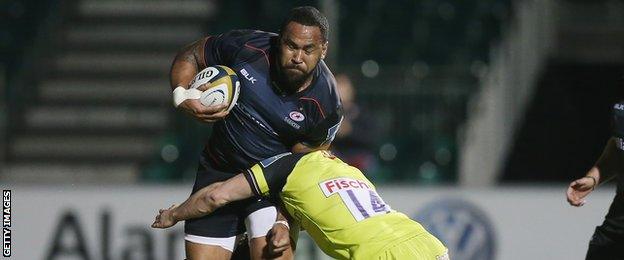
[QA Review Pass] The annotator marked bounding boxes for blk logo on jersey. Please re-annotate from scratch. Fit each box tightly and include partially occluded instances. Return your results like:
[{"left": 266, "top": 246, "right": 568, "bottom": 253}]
[
  {"left": 289, "top": 111, "right": 305, "bottom": 122},
  {"left": 239, "top": 68, "right": 257, "bottom": 84}
]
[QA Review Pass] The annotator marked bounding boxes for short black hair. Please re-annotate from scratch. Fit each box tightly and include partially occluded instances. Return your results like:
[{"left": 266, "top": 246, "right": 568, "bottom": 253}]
[{"left": 279, "top": 6, "right": 329, "bottom": 42}]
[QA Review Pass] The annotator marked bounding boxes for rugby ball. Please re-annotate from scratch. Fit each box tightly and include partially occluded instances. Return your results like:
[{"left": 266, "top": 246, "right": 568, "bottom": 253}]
[{"left": 189, "top": 65, "right": 240, "bottom": 112}]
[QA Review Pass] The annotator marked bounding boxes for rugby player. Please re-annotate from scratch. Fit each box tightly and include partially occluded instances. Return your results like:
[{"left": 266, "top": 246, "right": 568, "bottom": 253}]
[
  {"left": 567, "top": 101, "right": 624, "bottom": 259},
  {"left": 169, "top": 6, "right": 342, "bottom": 260},
  {"left": 152, "top": 151, "right": 450, "bottom": 260}
]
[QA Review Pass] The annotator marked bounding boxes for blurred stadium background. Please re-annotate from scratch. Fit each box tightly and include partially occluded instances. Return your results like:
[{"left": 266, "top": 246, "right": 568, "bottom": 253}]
[{"left": 1, "top": 0, "right": 624, "bottom": 259}]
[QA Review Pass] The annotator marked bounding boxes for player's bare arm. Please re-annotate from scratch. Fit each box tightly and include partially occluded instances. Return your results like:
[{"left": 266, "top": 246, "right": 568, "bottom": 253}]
[
  {"left": 152, "top": 174, "right": 294, "bottom": 260},
  {"left": 249, "top": 209, "right": 293, "bottom": 259},
  {"left": 567, "top": 137, "right": 623, "bottom": 206},
  {"left": 170, "top": 38, "right": 207, "bottom": 90},
  {"left": 170, "top": 37, "right": 229, "bottom": 123},
  {"left": 266, "top": 208, "right": 293, "bottom": 254},
  {"left": 266, "top": 221, "right": 291, "bottom": 257},
  {"left": 152, "top": 174, "right": 253, "bottom": 228}
]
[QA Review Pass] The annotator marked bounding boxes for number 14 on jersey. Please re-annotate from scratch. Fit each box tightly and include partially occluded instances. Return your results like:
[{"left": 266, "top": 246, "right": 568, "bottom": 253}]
[{"left": 320, "top": 178, "right": 392, "bottom": 222}]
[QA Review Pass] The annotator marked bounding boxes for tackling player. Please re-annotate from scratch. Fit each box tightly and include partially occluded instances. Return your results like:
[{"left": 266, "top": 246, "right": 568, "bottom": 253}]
[
  {"left": 168, "top": 6, "right": 342, "bottom": 260},
  {"left": 152, "top": 151, "right": 450, "bottom": 260},
  {"left": 566, "top": 101, "right": 624, "bottom": 259}
]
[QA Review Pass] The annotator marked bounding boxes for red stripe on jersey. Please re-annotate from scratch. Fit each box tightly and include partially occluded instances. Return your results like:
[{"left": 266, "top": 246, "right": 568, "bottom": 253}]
[
  {"left": 299, "top": 97, "right": 326, "bottom": 119},
  {"left": 244, "top": 44, "right": 270, "bottom": 66}
]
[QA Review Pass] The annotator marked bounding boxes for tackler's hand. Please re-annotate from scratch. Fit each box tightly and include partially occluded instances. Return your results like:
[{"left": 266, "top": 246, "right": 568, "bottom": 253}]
[
  {"left": 268, "top": 221, "right": 291, "bottom": 255},
  {"left": 151, "top": 204, "right": 179, "bottom": 229}
]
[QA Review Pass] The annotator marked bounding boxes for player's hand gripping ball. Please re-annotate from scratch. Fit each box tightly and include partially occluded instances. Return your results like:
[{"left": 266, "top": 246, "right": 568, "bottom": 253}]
[{"left": 189, "top": 65, "right": 241, "bottom": 112}]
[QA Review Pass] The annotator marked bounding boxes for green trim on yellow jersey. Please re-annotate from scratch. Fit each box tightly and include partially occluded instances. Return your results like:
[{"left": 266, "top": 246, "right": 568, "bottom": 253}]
[{"left": 249, "top": 164, "right": 270, "bottom": 196}]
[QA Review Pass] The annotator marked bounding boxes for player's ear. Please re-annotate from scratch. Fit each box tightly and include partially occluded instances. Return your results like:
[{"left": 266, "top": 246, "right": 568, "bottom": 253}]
[{"left": 321, "top": 41, "right": 328, "bottom": 59}]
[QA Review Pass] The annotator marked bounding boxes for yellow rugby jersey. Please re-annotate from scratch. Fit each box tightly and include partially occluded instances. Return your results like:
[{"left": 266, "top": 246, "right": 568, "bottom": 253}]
[{"left": 244, "top": 151, "right": 428, "bottom": 259}]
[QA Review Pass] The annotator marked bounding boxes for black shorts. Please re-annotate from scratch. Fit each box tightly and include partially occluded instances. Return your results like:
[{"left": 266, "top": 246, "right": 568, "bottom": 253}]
[
  {"left": 184, "top": 164, "right": 274, "bottom": 238},
  {"left": 586, "top": 193, "right": 624, "bottom": 260}
]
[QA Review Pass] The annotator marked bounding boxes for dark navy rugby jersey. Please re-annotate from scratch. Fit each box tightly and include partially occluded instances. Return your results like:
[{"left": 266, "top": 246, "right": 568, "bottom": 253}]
[
  {"left": 200, "top": 29, "right": 343, "bottom": 172},
  {"left": 613, "top": 101, "right": 624, "bottom": 139},
  {"left": 611, "top": 101, "right": 624, "bottom": 191}
]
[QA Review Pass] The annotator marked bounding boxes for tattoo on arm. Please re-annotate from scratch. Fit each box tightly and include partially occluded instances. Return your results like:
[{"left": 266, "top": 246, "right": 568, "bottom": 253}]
[
  {"left": 179, "top": 38, "right": 206, "bottom": 64},
  {"left": 169, "top": 37, "right": 208, "bottom": 89}
]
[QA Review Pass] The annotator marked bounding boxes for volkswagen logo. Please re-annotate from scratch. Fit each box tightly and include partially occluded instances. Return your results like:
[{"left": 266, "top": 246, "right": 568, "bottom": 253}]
[{"left": 414, "top": 198, "right": 496, "bottom": 260}]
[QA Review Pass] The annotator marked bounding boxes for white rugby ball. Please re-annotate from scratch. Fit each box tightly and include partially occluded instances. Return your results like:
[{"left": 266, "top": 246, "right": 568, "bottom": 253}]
[{"left": 189, "top": 65, "right": 240, "bottom": 112}]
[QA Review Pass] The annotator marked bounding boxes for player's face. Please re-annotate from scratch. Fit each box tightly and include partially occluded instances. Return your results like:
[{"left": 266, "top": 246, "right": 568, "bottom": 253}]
[{"left": 278, "top": 21, "right": 328, "bottom": 92}]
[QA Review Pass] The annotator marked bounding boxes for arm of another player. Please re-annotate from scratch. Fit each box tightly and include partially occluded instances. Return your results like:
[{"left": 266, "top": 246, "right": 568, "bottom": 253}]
[
  {"left": 267, "top": 209, "right": 293, "bottom": 256},
  {"left": 567, "top": 137, "right": 623, "bottom": 206},
  {"left": 170, "top": 37, "right": 229, "bottom": 123},
  {"left": 151, "top": 174, "right": 252, "bottom": 228}
]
